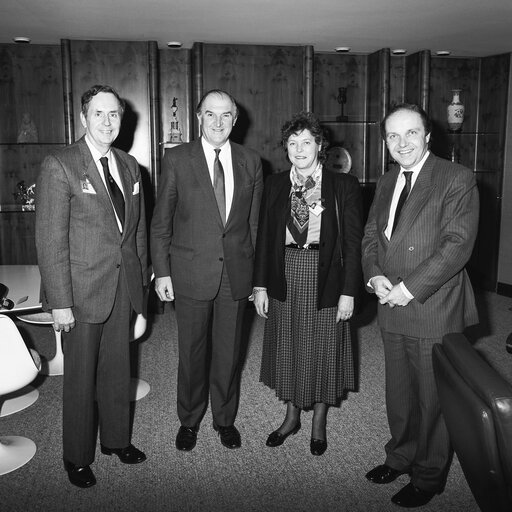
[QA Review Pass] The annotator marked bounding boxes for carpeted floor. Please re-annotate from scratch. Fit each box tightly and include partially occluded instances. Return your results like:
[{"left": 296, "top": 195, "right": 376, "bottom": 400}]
[{"left": 1, "top": 290, "right": 511, "bottom": 511}]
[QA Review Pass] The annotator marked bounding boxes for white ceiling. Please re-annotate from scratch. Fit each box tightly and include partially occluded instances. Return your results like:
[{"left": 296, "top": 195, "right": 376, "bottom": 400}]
[{"left": 2, "top": 0, "right": 512, "bottom": 57}]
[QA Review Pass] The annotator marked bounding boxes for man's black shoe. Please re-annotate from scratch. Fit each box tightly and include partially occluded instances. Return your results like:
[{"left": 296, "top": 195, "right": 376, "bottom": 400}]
[
  {"left": 175, "top": 425, "right": 199, "bottom": 451},
  {"left": 366, "top": 464, "right": 409, "bottom": 484},
  {"left": 213, "top": 423, "right": 241, "bottom": 449},
  {"left": 64, "top": 460, "right": 96, "bottom": 488},
  {"left": 100, "top": 443, "right": 146, "bottom": 464},
  {"left": 391, "top": 482, "right": 437, "bottom": 508}
]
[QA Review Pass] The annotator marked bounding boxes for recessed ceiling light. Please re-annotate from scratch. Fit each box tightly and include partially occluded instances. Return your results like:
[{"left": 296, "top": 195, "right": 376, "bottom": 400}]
[
  {"left": 392, "top": 49, "right": 407, "bottom": 55},
  {"left": 335, "top": 47, "right": 351, "bottom": 53},
  {"left": 13, "top": 37, "right": 31, "bottom": 44},
  {"left": 167, "top": 41, "right": 182, "bottom": 48},
  {"left": 436, "top": 50, "right": 451, "bottom": 56}
]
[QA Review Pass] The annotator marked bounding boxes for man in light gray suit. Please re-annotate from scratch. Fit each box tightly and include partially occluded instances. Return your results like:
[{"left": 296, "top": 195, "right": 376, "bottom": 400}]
[
  {"left": 36, "top": 85, "right": 147, "bottom": 488},
  {"left": 361, "top": 103, "right": 479, "bottom": 508},
  {"left": 151, "top": 89, "right": 263, "bottom": 452}
]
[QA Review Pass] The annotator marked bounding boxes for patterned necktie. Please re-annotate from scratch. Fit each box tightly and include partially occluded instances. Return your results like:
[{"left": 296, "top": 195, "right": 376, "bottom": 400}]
[
  {"left": 213, "top": 149, "right": 226, "bottom": 225},
  {"left": 392, "top": 171, "right": 412, "bottom": 235},
  {"left": 100, "top": 156, "right": 125, "bottom": 228}
]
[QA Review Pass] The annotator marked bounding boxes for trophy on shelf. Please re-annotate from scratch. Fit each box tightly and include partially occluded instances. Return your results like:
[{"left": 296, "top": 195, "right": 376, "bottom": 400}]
[
  {"left": 336, "top": 87, "right": 348, "bottom": 122},
  {"left": 168, "top": 97, "right": 183, "bottom": 143}
]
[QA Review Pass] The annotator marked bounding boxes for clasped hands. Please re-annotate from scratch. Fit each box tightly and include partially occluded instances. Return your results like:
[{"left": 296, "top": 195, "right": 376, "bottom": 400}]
[{"left": 371, "top": 276, "right": 412, "bottom": 308}]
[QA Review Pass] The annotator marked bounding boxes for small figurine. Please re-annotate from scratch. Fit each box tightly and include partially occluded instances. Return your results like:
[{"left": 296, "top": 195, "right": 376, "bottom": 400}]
[{"left": 17, "top": 112, "right": 38, "bottom": 143}]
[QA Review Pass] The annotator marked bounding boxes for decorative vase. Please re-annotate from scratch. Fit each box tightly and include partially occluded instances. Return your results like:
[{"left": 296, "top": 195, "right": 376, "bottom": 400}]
[{"left": 447, "top": 89, "right": 465, "bottom": 132}]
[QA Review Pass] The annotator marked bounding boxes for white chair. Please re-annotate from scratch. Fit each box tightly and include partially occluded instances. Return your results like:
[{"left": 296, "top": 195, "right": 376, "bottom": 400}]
[
  {"left": 0, "top": 314, "right": 41, "bottom": 475},
  {"left": 16, "top": 311, "right": 63, "bottom": 376},
  {"left": 129, "top": 283, "right": 151, "bottom": 401},
  {"left": 0, "top": 315, "right": 41, "bottom": 418}
]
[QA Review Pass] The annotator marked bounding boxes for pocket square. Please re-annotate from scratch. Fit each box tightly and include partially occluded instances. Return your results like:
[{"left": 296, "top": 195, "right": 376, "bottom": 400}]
[{"left": 133, "top": 182, "right": 140, "bottom": 195}]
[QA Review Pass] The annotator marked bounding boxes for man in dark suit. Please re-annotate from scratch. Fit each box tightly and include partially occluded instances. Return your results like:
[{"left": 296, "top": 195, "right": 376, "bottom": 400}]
[
  {"left": 36, "top": 84, "right": 148, "bottom": 488},
  {"left": 151, "top": 89, "right": 263, "bottom": 451},
  {"left": 361, "top": 103, "right": 479, "bottom": 508}
]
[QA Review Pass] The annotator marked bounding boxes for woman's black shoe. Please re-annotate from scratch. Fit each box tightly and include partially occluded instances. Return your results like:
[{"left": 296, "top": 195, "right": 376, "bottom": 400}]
[
  {"left": 266, "top": 422, "right": 301, "bottom": 447},
  {"left": 310, "top": 438, "right": 327, "bottom": 456}
]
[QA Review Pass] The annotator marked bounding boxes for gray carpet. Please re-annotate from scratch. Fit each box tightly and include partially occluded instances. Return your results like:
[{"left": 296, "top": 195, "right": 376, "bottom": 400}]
[{"left": 2, "top": 290, "right": 512, "bottom": 511}]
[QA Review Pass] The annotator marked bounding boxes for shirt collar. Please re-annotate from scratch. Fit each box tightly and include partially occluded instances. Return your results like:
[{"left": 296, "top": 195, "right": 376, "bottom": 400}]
[
  {"left": 84, "top": 135, "right": 112, "bottom": 163},
  {"left": 201, "top": 137, "right": 231, "bottom": 156},
  {"left": 400, "top": 150, "right": 430, "bottom": 176}
]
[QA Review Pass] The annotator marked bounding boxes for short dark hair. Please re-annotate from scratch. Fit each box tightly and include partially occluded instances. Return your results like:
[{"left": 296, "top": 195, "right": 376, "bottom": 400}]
[
  {"left": 380, "top": 103, "right": 431, "bottom": 139},
  {"left": 281, "top": 111, "right": 329, "bottom": 163},
  {"left": 81, "top": 84, "right": 125, "bottom": 117},
  {"left": 196, "top": 89, "right": 238, "bottom": 118}
]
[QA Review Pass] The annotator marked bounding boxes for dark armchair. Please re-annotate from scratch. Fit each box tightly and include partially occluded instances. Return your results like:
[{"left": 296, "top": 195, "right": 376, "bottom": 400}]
[{"left": 433, "top": 332, "right": 512, "bottom": 512}]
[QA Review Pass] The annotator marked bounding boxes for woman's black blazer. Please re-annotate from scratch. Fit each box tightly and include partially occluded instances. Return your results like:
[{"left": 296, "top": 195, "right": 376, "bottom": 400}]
[{"left": 253, "top": 169, "right": 363, "bottom": 309}]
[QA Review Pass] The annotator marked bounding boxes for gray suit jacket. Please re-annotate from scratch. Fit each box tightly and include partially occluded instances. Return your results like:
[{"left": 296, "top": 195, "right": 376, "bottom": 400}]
[
  {"left": 361, "top": 153, "right": 479, "bottom": 337},
  {"left": 36, "top": 136, "right": 147, "bottom": 323},
  {"left": 150, "top": 139, "right": 263, "bottom": 301}
]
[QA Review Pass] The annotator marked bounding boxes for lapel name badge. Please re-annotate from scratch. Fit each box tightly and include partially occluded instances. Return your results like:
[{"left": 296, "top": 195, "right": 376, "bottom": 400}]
[
  {"left": 309, "top": 202, "right": 325, "bottom": 216},
  {"left": 81, "top": 174, "right": 96, "bottom": 194}
]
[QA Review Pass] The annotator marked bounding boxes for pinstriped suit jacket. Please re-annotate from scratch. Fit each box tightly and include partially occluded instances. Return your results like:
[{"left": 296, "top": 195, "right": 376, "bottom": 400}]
[
  {"left": 362, "top": 153, "right": 479, "bottom": 338},
  {"left": 36, "top": 136, "right": 147, "bottom": 323}
]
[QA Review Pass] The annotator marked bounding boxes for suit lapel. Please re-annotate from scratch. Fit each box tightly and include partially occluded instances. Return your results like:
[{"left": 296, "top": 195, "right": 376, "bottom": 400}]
[{"left": 385, "top": 155, "right": 436, "bottom": 258}]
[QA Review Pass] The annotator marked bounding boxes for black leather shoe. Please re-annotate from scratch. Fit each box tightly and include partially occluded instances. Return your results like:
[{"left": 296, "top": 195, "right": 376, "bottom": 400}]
[
  {"left": 213, "top": 423, "right": 241, "bottom": 449},
  {"left": 310, "top": 438, "right": 327, "bottom": 456},
  {"left": 266, "top": 422, "right": 301, "bottom": 447},
  {"left": 64, "top": 460, "right": 96, "bottom": 488},
  {"left": 391, "top": 482, "right": 437, "bottom": 508},
  {"left": 366, "top": 464, "right": 409, "bottom": 484},
  {"left": 100, "top": 443, "right": 146, "bottom": 464},
  {"left": 176, "top": 425, "right": 199, "bottom": 451}
]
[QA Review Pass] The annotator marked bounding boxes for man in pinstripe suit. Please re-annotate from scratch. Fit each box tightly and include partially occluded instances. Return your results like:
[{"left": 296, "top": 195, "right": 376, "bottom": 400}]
[{"left": 361, "top": 104, "right": 479, "bottom": 508}]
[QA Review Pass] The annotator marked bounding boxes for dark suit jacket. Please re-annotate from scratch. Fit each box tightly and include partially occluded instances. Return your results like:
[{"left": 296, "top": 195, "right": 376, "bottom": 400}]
[
  {"left": 361, "top": 153, "right": 479, "bottom": 337},
  {"left": 150, "top": 139, "right": 263, "bottom": 301},
  {"left": 253, "top": 169, "right": 363, "bottom": 309},
  {"left": 36, "top": 136, "right": 147, "bottom": 323}
]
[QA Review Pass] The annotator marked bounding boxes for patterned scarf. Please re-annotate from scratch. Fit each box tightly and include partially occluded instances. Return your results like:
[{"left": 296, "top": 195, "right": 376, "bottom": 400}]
[{"left": 286, "top": 164, "right": 322, "bottom": 248}]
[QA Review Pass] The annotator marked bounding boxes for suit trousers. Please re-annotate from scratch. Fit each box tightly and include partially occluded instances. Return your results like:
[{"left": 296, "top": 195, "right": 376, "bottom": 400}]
[
  {"left": 174, "top": 266, "right": 247, "bottom": 427},
  {"left": 62, "top": 273, "right": 132, "bottom": 466},
  {"left": 381, "top": 330, "right": 452, "bottom": 493}
]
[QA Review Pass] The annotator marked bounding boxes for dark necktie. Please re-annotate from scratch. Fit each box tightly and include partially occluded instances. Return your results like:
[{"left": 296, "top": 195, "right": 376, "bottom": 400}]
[
  {"left": 392, "top": 171, "right": 412, "bottom": 235},
  {"left": 213, "top": 149, "right": 226, "bottom": 224},
  {"left": 100, "top": 156, "right": 125, "bottom": 228}
]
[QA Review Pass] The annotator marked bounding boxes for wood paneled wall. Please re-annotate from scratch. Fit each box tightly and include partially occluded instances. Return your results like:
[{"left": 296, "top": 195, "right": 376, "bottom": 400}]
[
  {"left": 0, "top": 40, "right": 510, "bottom": 293},
  {"left": 67, "top": 40, "right": 156, "bottom": 175},
  {"left": 0, "top": 44, "right": 65, "bottom": 265},
  {"left": 199, "top": 44, "right": 305, "bottom": 174},
  {"left": 0, "top": 44, "right": 65, "bottom": 143}
]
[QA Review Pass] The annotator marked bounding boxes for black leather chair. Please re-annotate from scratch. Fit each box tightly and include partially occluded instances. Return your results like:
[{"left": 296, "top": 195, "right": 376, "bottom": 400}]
[{"left": 433, "top": 333, "right": 512, "bottom": 512}]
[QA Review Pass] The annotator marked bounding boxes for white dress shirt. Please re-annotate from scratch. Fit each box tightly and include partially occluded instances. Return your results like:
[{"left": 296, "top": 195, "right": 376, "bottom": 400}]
[
  {"left": 85, "top": 136, "right": 124, "bottom": 231},
  {"left": 374, "top": 150, "right": 431, "bottom": 299},
  {"left": 201, "top": 138, "right": 234, "bottom": 220}
]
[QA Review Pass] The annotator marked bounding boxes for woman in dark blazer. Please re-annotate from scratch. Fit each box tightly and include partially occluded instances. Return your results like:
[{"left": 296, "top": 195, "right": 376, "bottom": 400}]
[{"left": 253, "top": 112, "right": 363, "bottom": 456}]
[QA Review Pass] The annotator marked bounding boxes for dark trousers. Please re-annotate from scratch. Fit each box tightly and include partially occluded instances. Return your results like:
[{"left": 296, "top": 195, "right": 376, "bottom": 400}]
[
  {"left": 62, "top": 275, "right": 131, "bottom": 466},
  {"left": 174, "top": 267, "right": 247, "bottom": 427},
  {"left": 381, "top": 330, "right": 452, "bottom": 493}
]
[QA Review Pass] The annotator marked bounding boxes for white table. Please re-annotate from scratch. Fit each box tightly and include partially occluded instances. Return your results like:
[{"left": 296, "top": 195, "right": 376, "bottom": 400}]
[{"left": 0, "top": 265, "right": 41, "bottom": 313}]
